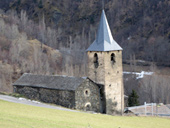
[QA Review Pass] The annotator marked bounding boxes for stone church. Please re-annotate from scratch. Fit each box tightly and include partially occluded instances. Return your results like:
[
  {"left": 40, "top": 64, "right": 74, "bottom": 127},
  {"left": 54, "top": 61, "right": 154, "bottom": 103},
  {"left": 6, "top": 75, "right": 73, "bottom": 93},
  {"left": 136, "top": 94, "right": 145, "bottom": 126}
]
[{"left": 13, "top": 10, "right": 124, "bottom": 115}]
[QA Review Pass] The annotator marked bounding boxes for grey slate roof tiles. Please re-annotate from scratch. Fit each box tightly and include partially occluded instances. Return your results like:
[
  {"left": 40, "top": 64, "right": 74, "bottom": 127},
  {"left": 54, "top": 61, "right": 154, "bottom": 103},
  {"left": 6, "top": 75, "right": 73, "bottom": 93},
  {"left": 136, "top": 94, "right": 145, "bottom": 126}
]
[
  {"left": 86, "top": 10, "right": 122, "bottom": 51},
  {"left": 13, "top": 73, "right": 86, "bottom": 91}
]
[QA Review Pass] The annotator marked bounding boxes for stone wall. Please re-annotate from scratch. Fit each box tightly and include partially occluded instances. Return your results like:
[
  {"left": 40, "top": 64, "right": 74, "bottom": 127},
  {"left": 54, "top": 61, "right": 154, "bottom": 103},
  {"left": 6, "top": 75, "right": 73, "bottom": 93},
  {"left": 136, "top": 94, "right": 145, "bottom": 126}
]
[
  {"left": 87, "top": 51, "right": 124, "bottom": 115},
  {"left": 87, "top": 51, "right": 105, "bottom": 85},
  {"left": 104, "top": 51, "right": 124, "bottom": 115},
  {"left": 13, "top": 86, "right": 75, "bottom": 108},
  {"left": 75, "top": 79, "right": 100, "bottom": 112}
]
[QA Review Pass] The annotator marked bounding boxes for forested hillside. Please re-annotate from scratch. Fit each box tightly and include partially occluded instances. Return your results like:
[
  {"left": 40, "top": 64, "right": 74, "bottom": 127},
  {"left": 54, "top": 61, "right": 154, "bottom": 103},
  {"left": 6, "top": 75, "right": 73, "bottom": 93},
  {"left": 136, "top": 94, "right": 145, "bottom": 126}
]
[
  {"left": 4, "top": 0, "right": 170, "bottom": 65},
  {"left": 0, "top": 0, "right": 170, "bottom": 104},
  {"left": 0, "top": 11, "right": 63, "bottom": 92},
  {"left": 1, "top": 0, "right": 170, "bottom": 66}
]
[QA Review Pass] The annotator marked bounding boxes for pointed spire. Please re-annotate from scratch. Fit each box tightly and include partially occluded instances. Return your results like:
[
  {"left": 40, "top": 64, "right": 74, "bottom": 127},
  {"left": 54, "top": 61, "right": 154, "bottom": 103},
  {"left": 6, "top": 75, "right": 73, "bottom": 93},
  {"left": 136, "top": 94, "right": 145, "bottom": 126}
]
[{"left": 86, "top": 10, "right": 122, "bottom": 51}]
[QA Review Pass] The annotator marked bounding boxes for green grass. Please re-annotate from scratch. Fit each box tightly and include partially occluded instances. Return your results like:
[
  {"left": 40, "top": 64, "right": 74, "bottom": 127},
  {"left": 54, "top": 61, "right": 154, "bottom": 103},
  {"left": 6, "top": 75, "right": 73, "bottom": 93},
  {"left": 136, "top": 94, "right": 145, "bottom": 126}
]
[
  {"left": 9, "top": 93, "right": 26, "bottom": 98},
  {"left": 0, "top": 100, "right": 170, "bottom": 128},
  {"left": 0, "top": 92, "right": 26, "bottom": 99}
]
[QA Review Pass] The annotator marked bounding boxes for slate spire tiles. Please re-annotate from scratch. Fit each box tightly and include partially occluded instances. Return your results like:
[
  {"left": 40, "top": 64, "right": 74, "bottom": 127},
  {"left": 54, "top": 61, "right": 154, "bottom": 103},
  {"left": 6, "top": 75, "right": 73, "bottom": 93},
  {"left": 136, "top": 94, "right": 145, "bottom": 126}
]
[{"left": 86, "top": 10, "right": 122, "bottom": 51}]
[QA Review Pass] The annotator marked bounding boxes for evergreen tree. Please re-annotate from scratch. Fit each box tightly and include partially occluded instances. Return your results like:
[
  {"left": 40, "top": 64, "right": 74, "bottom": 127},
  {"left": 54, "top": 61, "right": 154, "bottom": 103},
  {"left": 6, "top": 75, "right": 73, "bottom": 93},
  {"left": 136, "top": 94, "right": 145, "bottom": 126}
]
[
  {"left": 39, "top": 0, "right": 43, "bottom": 8},
  {"left": 128, "top": 90, "right": 139, "bottom": 107},
  {"left": 33, "top": 0, "right": 37, "bottom": 3},
  {"left": 17, "top": 0, "right": 21, "bottom": 5}
]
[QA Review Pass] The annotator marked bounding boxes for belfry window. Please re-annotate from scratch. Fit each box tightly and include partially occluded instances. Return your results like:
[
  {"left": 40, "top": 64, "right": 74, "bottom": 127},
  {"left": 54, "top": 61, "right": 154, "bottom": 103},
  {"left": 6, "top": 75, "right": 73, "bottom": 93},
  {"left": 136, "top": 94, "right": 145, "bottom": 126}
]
[
  {"left": 94, "top": 53, "right": 99, "bottom": 68},
  {"left": 111, "top": 53, "right": 115, "bottom": 64}
]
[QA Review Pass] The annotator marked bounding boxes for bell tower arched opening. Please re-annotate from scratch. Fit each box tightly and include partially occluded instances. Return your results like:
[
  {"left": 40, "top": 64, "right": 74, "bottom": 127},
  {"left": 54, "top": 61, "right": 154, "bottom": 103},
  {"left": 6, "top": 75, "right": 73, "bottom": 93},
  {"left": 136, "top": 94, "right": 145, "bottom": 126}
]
[
  {"left": 111, "top": 53, "right": 115, "bottom": 64},
  {"left": 94, "top": 53, "right": 99, "bottom": 68}
]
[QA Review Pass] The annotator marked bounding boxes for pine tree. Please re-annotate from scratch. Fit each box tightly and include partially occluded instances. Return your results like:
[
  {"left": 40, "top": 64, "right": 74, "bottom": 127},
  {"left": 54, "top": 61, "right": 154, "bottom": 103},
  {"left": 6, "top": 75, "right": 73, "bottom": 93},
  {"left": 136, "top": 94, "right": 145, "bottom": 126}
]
[
  {"left": 17, "top": 0, "right": 21, "bottom": 5},
  {"left": 33, "top": 0, "right": 37, "bottom": 3},
  {"left": 39, "top": 0, "right": 43, "bottom": 8},
  {"left": 128, "top": 90, "right": 139, "bottom": 107}
]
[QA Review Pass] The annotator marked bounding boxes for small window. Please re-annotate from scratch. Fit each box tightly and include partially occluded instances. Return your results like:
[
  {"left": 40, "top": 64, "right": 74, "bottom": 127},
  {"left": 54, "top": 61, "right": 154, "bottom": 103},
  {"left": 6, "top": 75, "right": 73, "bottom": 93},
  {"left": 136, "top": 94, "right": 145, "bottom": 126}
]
[
  {"left": 85, "top": 90, "right": 88, "bottom": 95},
  {"left": 84, "top": 89, "right": 90, "bottom": 97},
  {"left": 111, "top": 53, "right": 115, "bottom": 64},
  {"left": 94, "top": 53, "right": 99, "bottom": 68}
]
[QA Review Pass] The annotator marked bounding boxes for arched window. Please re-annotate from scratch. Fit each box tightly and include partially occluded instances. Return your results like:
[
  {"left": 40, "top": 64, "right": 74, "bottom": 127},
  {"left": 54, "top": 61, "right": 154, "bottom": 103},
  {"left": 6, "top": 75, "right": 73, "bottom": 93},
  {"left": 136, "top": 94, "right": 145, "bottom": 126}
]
[
  {"left": 111, "top": 53, "right": 115, "bottom": 64},
  {"left": 94, "top": 53, "right": 99, "bottom": 68},
  {"left": 85, "top": 102, "right": 91, "bottom": 111}
]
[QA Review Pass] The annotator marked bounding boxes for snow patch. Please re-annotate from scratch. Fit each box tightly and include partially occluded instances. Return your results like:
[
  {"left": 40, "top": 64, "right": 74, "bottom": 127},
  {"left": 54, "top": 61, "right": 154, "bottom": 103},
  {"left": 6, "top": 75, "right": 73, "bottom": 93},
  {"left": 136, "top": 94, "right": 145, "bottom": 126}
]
[
  {"left": 127, "top": 36, "right": 132, "bottom": 40},
  {"left": 137, "top": 60, "right": 146, "bottom": 63},
  {"left": 82, "top": 77, "right": 87, "bottom": 79},
  {"left": 123, "top": 71, "right": 154, "bottom": 79},
  {"left": 18, "top": 98, "right": 26, "bottom": 101},
  {"left": 18, "top": 97, "right": 40, "bottom": 104},
  {"left": 32, "top": 100, "right": 41, "bottom": 104}
]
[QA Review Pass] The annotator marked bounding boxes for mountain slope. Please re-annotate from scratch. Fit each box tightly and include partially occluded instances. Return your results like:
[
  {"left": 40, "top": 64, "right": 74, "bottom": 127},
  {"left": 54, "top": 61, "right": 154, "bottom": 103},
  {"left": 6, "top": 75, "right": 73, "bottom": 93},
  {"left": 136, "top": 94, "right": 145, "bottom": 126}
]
[{"left": 3, "top": 0, "right": 169, "bottom": 65}]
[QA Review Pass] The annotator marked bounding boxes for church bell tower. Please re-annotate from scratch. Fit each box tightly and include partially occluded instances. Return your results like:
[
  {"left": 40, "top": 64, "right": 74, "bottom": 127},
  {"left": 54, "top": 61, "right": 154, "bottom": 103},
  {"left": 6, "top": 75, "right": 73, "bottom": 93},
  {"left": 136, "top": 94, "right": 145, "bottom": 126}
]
[{"left": 86, "top": 10, "right": 124, "bottom": 115}]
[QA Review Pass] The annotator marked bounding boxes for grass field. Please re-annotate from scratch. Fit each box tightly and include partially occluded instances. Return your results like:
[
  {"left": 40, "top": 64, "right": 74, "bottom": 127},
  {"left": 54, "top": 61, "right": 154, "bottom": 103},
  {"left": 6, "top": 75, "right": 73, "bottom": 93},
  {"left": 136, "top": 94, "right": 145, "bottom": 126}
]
[{"left": 0, "top": 100, "right": 170, "bottom": 128}]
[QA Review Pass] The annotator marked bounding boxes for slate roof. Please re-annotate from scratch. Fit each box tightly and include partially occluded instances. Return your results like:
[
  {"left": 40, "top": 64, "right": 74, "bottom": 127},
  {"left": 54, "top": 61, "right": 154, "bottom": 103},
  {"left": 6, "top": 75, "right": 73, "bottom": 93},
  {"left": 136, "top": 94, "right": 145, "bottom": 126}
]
[
  {"left": 86, "top": 10, "right": 122, "bottom": 51},
  {"left": 13, "top": 73, "right": 86, "bottom": 91}
]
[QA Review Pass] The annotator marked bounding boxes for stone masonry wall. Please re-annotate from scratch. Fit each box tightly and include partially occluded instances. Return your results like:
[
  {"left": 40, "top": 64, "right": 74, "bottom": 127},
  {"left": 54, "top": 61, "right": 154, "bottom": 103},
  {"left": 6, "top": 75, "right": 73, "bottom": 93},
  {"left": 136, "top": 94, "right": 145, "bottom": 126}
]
[
  {"left": 75, "top": 79, "right": 100, "bottom": 112},
  {"left": 87, "top": 51, "right": 105, "bottom": 85},
  {"left": 13, "top": 86, "right": 40, "bottom": 100},
  {"left": 87, "top": 51, "right": 124, "bottom": 115},
  {"left": 104, "top": 51, "right": 124, "bottom": 115},
  {"left": 14, "top": 86, "right": 75, "bottom": 108}
]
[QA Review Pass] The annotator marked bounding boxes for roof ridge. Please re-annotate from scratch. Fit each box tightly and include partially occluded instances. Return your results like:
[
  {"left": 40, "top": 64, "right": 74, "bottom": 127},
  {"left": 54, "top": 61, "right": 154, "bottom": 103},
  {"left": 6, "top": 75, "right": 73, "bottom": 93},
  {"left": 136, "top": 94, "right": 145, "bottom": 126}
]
[{"left": 23, "top": 73, "right": 85, "bottom": 79}]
